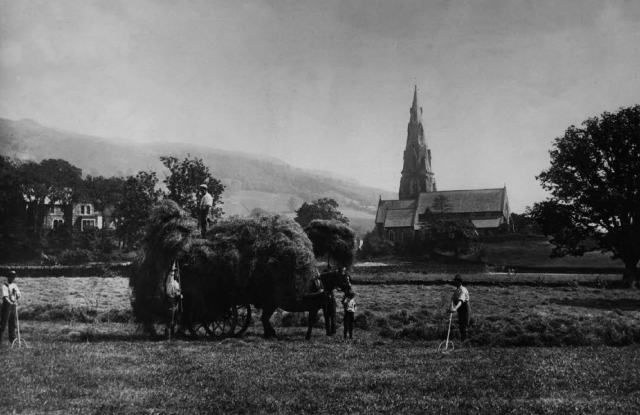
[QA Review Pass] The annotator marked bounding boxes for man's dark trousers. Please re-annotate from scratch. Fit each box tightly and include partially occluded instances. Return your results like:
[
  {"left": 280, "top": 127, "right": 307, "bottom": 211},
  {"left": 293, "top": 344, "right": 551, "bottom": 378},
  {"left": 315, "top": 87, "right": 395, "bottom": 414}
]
[{"left": 0, "top": 300, "right": 17, "bottom": 343}]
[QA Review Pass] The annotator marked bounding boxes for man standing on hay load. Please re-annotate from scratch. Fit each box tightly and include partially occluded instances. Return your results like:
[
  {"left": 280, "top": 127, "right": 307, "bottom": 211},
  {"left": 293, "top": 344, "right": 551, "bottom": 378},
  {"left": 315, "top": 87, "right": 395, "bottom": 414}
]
[
  {"left": 451, "top": 274, "right": 470, "bottom": 342},
  {"left": 198, "top": 183, "right": 213, "bottom": 237}
]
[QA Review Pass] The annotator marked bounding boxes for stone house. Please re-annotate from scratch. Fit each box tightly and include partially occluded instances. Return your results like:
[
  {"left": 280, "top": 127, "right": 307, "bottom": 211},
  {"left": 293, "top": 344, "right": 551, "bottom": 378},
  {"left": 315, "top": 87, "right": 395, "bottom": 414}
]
[{"left": 43, "top": 202, "right": 103, "bottom": 231}]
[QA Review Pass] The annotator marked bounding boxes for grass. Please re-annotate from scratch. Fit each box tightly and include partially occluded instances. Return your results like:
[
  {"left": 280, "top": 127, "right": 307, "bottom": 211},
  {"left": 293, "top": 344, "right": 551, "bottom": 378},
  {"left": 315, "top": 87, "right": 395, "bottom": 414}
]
[
  {"left": 3, "top": 274, "right": 640, "bottom": 413},
  {"left": 480, "top": 235, "right": 625, "bottom": 269}
]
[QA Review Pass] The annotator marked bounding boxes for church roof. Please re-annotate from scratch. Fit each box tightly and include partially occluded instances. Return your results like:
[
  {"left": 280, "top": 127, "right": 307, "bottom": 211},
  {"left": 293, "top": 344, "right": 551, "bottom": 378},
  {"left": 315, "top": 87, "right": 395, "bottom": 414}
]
[
  {"left": 470, "top": 217, "right": 504, "bottom": 229},
  {"left": 416, "top": 188, "right": 508, "bottom": 215},
  {"left": 384, "top": 209, "right": 416, "bottom": 228},
  {"left": 375, "top": 199, "right": 416, "bottom": 224}
]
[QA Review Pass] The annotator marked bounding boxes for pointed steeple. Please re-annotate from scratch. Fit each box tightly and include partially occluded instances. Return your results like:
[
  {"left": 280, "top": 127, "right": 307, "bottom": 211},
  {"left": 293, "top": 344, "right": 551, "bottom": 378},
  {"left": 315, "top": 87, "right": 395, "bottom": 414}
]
[
  {"left": 399, "top": 85, "right": 436, "bottom": 200},
  {"left": 412, "top": 85, "right": 418, "bottom": 108},
  {"left": 410, "top": 85, "right": 421, "bottom": 123}
]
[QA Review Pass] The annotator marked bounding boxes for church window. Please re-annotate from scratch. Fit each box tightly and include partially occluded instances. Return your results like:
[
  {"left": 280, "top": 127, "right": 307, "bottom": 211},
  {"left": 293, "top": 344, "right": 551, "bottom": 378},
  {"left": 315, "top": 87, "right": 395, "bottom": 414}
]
[{"left": 388, "top": 230, "right": 395, "bottom": 242}]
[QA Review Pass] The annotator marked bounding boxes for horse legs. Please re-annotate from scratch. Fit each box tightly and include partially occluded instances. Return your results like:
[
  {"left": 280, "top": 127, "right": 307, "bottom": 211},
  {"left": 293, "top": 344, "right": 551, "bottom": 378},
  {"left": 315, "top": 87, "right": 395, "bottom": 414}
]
[
  {"left": 261, "top": 306, "right": 277, "bottom": 339},
  {"left": 306, "top": 307, "right": 320, "bottom": 341}
]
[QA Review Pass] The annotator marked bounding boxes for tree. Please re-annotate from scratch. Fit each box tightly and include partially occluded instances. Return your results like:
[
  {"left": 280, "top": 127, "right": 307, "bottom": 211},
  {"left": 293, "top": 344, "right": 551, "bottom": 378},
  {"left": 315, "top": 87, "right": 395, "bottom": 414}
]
[
  {"left": 530, "top": 105, "right": 640, "bottom": 287},
  {"left": 116, "top": 171, "right": 162, "bottom": 250},
  {"left": 249, "top": 207, "right": 269, "bottom": 218},
  {"left": 83, "top": 175, "right": 125, "bottom": 220},
  {"left": 18, "top": 159, "right": 83, "bottom": 235},
  {"left": 160, "top": 155, "right": 225, "bottom": 220},
  {"left": 360, "top": 229, "right": 394, "bottom": 258},
  {"left": 0, "top": 156, "right": 28, "bottom": 259},
  {"left": 431, "top": 195, "right": 453, "bottom": 215},
  {"left": 511, "top": 210, "right": 541, "bottom": 235},
  {"left": 294, "top": 198, "right": 349, "bottom": 228},
  {"left": 419, "top": 218, "right": 478, "bottom": 257}
]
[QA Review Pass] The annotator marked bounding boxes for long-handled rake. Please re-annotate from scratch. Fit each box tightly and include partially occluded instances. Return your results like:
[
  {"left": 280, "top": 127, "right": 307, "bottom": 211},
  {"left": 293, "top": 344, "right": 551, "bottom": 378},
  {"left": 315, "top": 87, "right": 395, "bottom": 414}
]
[
  {"left": 11, "top": 303, "right": 29, "bottom": 349},
  {"left": 437, "top": 311, "right": 454, "bottom": 353}
]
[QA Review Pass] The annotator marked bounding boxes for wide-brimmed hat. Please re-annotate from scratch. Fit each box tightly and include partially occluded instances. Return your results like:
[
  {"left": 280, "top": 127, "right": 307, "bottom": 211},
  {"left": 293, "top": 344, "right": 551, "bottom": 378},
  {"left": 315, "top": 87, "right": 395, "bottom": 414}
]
[
  {"left": 453, "top": 274, "right": 463, "bottom": 282},
  {"left": 199, "top": 184, "right": 208, "bottom": 190}
]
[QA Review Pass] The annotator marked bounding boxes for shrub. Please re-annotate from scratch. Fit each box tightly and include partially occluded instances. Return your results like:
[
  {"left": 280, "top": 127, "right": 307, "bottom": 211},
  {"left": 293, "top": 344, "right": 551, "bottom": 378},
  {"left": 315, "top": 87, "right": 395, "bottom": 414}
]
[{"left": 58, "top": 248, "right": 95, "bottom": 265}]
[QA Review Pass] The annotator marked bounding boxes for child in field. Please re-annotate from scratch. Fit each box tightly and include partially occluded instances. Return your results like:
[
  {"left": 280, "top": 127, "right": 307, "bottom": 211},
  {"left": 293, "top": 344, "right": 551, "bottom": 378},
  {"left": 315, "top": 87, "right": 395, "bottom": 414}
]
[
  {"left": 451, "top": 274, "right": 470, "bottom": 342},
  {"left": 1, "top": 270, "right": 21, "bottom": 345},
  {"left": 342, "top": 290, "right": 357, "bottom": 339}
]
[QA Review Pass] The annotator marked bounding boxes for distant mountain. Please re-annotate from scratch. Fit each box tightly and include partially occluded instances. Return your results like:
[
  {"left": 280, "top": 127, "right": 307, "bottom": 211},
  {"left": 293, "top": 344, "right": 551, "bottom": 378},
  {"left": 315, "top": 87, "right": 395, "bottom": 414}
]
[{"left": 0, "top": 118, "right": 395, "bottom": 233}]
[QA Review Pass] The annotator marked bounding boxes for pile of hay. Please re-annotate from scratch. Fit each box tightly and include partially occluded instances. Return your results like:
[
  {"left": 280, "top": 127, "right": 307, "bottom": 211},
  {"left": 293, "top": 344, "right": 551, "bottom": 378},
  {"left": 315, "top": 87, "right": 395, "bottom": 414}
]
[
  {"left": 304, "top": 219, "right": 357, "bottom": 269},
  {"left": 129, "top": 200, "right": 317, "bottom": 330}
]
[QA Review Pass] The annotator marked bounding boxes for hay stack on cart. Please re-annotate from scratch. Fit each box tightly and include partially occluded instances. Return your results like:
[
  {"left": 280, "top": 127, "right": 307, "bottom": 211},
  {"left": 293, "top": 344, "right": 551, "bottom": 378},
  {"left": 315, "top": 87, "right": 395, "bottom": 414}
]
[{"left": 129, "top": 200, "right": 318, "bottom": 338}]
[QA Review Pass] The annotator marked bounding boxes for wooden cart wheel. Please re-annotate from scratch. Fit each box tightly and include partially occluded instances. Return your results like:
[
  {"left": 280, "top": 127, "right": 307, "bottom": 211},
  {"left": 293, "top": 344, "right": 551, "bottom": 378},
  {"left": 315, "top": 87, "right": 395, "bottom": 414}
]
[
  {"left": 233, "top": 304, "right": 252, "bottom": 337},
  {"left": 204, "top": 305, "right": 238, "bottom": 338}
]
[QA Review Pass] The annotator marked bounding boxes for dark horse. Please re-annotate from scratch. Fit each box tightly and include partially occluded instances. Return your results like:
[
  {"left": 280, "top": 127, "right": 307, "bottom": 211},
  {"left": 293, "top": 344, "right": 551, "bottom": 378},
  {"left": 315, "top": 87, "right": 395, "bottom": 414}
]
[{"left": 260, "top": 270, "right": 353, "bottom": 340}]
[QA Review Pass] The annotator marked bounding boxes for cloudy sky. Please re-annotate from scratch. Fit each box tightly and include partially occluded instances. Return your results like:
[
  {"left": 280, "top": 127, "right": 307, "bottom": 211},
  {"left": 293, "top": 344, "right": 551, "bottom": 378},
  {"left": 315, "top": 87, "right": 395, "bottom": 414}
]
[{"left": 1, "top": 0, "right": 639, "bottom": 212}]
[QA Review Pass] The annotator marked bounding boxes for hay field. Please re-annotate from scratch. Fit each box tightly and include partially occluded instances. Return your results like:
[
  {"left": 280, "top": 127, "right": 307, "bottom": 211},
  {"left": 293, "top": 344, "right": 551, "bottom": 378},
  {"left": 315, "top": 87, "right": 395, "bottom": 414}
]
[
  {"left": 14, "top": 275, "right": 640, "bottom": 346},
  {"left": 3, "top": 275, "right": 640, "bottom": 414}
]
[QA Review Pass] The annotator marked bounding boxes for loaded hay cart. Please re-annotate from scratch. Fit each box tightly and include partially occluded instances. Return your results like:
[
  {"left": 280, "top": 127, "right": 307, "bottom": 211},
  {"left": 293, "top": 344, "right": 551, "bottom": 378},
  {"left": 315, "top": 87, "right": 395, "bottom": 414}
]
[
  {"left": 171, "top": 259, "right": 252, "bottom": 339},
  {"left": 130, "top": 200, "right": 322, "bottom": 340}
]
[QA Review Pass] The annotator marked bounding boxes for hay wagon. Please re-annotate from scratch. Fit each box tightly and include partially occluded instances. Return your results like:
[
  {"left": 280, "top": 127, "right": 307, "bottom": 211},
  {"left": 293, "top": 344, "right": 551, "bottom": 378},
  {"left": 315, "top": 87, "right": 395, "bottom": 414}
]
[{"left": 173, "top": 260, "right": 253, "bottom": 339}]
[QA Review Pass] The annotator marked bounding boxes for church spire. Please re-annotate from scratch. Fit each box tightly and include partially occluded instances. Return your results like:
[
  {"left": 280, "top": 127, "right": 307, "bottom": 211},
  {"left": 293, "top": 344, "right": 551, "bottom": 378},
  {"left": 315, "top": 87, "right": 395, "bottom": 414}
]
[
  {"left": 399, "top": 85, "right": 436, "bottom": 200},
  {"left": 410, "top": 85, "right": 421, "bottom": 124}
]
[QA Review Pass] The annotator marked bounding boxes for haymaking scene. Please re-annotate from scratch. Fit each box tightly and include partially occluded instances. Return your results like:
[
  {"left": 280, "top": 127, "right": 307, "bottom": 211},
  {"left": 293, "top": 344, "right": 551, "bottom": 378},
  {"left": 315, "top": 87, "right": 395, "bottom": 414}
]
[{"left": 1, "top": 1, "right": 640, "bottom": 414}]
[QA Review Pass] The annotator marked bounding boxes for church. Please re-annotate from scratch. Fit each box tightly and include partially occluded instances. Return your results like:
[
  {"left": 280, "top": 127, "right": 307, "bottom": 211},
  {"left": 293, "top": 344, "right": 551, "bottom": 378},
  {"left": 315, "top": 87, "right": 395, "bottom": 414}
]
[{"left": 375, "top": 86, "right": 512, "bottom": 242}]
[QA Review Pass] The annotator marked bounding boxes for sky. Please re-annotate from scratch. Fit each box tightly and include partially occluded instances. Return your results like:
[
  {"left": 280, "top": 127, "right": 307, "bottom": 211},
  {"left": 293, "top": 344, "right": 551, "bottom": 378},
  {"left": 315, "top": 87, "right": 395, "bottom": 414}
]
[{"left": 1, "top": 0, "right": 639, "bottom": 213}]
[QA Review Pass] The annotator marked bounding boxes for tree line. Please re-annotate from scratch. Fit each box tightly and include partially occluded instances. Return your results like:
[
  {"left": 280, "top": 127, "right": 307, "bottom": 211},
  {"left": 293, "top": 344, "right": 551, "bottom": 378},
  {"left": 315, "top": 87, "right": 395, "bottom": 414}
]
[{"left": 0, "top": 154, "right": 224, "bottom": 262}]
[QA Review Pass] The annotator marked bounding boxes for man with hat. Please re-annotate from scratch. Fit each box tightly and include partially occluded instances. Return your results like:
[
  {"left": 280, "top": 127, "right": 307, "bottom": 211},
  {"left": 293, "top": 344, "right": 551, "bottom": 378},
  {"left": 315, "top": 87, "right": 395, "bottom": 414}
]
[
  {"left": 451, "top": 274, "right": 470, "bottom": 342},
  {"left": 198, "top": 183, "right": 213, "bottom": 237},
  {"left": 1, "top": 270, "right": 21, "bottom": 345}
]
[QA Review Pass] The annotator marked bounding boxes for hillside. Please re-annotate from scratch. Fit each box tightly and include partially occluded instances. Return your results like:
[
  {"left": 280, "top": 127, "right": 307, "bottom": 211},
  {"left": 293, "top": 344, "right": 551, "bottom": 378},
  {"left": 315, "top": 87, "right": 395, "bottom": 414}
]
[{"left": 0, "top": 118, "right": 393, "bottom": 234}]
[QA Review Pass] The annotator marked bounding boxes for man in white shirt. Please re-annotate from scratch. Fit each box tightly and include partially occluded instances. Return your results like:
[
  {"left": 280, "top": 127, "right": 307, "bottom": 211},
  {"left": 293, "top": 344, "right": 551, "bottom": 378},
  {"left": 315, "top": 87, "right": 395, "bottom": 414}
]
[
  {"left": 1, "top": 271, "right": 21, "bottom": 345},
  {"left": 198, "top": 184, "right": 213, "bottom": 237},
  {"left": 451, "top": 274, "right": 470, "bottom": 342}
]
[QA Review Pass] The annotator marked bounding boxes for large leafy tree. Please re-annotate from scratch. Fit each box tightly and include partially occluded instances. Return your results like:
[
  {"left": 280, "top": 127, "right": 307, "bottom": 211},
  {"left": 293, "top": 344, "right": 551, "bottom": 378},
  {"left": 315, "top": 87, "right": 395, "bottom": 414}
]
[
  {"left": 18, "top": 159, "right": 83, "bottom": 234},
  {"left": 419, "top": 218, "right": 478, "bottom": 257},
  {"left": 294, "top": 198, "right": 349, "bottom": 228},
  {"left": 83, "top": 175, "right": 126, "bottom": 220},
  {"left": 160, "top": 155, "right": 225, "bottom": 220},
  {"left": 116, "top": 171, "right": 162, "bottom": 250},
  {"left": 530, "top": 105, "right": 640, "bottom": 287},
  {"left": 0, "top": 156, "right": 27, "bottom": 258}
]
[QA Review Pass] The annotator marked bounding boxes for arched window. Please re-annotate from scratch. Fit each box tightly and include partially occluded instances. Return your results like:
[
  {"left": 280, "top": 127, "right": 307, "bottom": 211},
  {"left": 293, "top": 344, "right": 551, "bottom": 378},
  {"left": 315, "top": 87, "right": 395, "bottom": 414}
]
[{"left": 388, "top": 230, "right": 395, "bottom": 242}]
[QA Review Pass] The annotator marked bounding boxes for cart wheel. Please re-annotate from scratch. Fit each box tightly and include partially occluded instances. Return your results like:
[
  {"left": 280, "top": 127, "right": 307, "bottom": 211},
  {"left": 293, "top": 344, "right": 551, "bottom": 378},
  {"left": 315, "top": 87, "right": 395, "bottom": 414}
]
[
  {"left": 204, "top": 305, "right": 238, "bottom": 338},
  {"left": 233, "top": 304, "right": 252, "bottom": 337},
  {"left": 185, "top": 322, "right": 207, "bottom": 339}
]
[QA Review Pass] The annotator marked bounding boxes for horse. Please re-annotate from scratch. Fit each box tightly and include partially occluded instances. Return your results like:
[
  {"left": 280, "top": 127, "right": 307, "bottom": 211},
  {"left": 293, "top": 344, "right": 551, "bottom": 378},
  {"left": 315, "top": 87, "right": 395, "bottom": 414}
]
[{"left": 258, "top": 269, "right": 353, "bottom": 340}]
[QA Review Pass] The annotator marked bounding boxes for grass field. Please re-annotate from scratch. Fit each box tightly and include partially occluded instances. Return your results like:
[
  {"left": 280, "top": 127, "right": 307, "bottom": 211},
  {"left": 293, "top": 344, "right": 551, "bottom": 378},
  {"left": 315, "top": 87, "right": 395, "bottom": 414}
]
[
  {"left": 480, "top": 236, "right": 625, "bottom": 269},
  {"left": 2, "top": 275, "right": 640, "bottom": 414}
]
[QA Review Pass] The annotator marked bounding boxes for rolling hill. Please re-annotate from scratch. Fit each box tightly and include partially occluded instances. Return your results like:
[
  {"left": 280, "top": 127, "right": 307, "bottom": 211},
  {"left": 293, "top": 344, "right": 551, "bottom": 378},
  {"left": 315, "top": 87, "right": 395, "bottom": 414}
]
[{"left": 0, "top": 118, "right": 395, "bottom": 234}]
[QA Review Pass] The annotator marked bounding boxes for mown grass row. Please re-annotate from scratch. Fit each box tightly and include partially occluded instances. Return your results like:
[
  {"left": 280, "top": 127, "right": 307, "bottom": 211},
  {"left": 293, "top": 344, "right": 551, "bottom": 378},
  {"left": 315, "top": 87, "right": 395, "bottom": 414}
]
[{"left": 14, "top": 277, "right": 640, "bottom": 348}]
